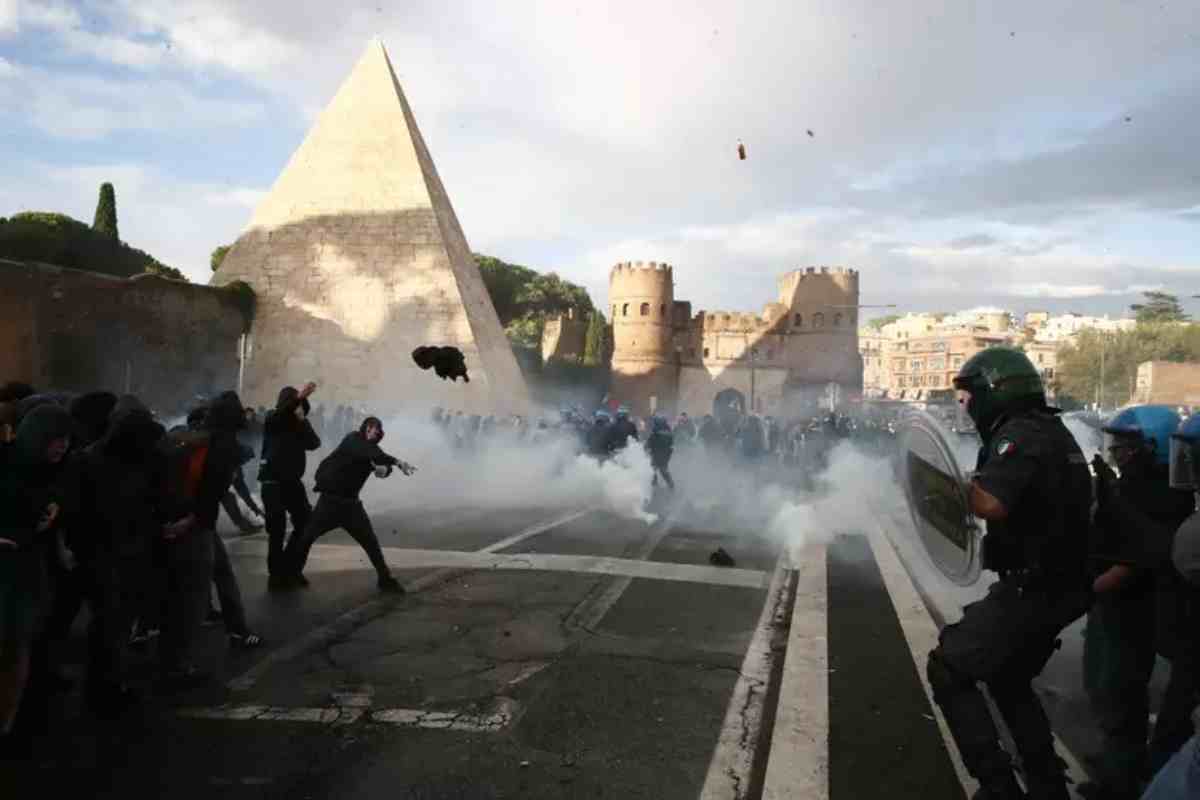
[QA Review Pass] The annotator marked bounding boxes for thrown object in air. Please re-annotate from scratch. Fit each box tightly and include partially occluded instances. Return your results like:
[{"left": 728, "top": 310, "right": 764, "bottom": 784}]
[
  {"left": 709, "top": 547, "right": 736, "bottom": 567},
  {"left": 737, "top": 140, "right": 746, "bottom": 161},
  {"left": 412, "top": 345, "right": 470, "bottom": 383},
  {"left": 897, "top": 409, "right": 982, "bottom": 586}
]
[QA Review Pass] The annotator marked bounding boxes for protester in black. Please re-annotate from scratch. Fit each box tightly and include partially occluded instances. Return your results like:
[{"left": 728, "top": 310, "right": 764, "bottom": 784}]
[
  {"left": 259, "top": 383, "right": 320, "bottom": 587},
  {"left": 283, "top": 416, "right": 414, "bottom": 593}
]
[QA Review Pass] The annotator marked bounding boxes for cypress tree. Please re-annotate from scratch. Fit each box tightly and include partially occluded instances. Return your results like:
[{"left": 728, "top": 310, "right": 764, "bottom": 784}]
[
  {"left": 583, "top": 311, "right": 605, "bottom": 366},
  {"left": 92, "top": 182, "right": 119, "bottom": 241}
]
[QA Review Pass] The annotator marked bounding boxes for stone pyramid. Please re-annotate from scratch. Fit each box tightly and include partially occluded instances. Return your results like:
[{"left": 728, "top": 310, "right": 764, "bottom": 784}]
[{"left": 213, "top": 39, "right": 529, "bottom": 415}]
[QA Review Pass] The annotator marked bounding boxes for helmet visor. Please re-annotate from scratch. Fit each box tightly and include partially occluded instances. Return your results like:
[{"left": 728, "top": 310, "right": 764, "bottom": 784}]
[{"left": 1169, "top": 433, "right": 1199, "bottom": 490}]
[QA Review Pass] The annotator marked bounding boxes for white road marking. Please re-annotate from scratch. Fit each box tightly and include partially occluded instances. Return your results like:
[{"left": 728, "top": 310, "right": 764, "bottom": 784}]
[
  {"left": 180, "top": 698, "right": 519, "bottom": 732},
  {"left": 700, "top": 553, "right": 793, "bottom": 800},
  {"left": 230, "top": 539, "right": 769, "bottom": 589},
  {"left": 762, "top": 542, "right": 828, "bottom": 800},
  {"left": 478, "top": 508, "right": 597, "bottom": 553},
  {"left": 225, "top": 508, "right": 594, "bottom": 692},
  {"left": 564, "top": 520, "right": 680, "bottom": 631},
  {"left": 866, "top": 525, "right": 975, "bottom": 796},
  {"left": 870, "top": 515, "right": 1091, "bottom": 798}
]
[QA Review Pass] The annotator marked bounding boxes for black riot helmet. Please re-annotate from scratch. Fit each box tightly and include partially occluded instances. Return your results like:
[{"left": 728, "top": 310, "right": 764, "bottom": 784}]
[{"left": 951, "top": 346, "right": 1045, "bottom": 435}]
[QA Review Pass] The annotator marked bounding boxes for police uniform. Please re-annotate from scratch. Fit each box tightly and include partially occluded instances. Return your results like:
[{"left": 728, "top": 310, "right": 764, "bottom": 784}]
[{"left": 927, "top": 407, "right": 1093, "bottom": 799}]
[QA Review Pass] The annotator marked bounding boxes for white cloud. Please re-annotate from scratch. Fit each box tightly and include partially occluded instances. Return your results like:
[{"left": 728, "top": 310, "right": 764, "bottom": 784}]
[
  {"left": 17, "top": 0, "right": 79, "bottom": 30},
  {"left": 0, "top": 0, "right": 17, "bottom": 34}
]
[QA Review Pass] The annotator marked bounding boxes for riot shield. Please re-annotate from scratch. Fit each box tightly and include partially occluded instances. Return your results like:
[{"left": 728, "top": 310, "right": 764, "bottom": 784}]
[{"left": 898, "top": 410, "right": 983, "bottom": 586}]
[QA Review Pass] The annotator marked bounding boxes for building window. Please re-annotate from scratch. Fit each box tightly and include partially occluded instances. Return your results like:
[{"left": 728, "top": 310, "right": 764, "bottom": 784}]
[
  {"left": 659, "top": 304, "right": 665, "bottom": 317},
  {"left": 766, "top": 348, "right": 774, "bottom": 360},
  {"left": 612, "top": 305, "right": 617, "bottom": 318},
  {"left": 703, "top": 347, "right": 710, "bottom": 358},
  {"left": 813, "top": 312, "right": 825, "bottom": 328},
  {"left": 622, "top": 303, "right": 629, "bottom": 317},
  {"left": 911, "top": 359, "right": 922, "bottom": 370},
  {"left": 833, "top": 313, "right": 843, "bottom": 327},
  {"left": 688, "top": 348, "right": 696, "bottom": 358},
  {"left": 794, "top": 313, "right": 802, "bottom": 328},
  {"left": 640, "top": 302, "right": 650, "bottom": 316},
  {"left": 952, "top": 356, "right": 963, "bottom": 367},
  {"left": 1037, "top": 353, "right": 1044, "bottom": 364}
]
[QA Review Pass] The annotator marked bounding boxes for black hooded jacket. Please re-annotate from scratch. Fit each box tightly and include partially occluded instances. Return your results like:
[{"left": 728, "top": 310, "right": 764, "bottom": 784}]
[
  {"left": 0, "top": 404, "right": 76, "bottom": 551},
  {"left": 76, "top": 396, "right": 167, "bottom": 559},
  {"left": 259, "top": 386, "right": 321, "bottom": 483},
  {"left": 313, "top": 427, "right": 400, "bottom": 500},
  {"left": 193, "top": 391, "right": 248, "bottom": 531}
]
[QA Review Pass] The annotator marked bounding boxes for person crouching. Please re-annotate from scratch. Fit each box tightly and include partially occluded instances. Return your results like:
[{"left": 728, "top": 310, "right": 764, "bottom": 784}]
[{"left": 282, "top": 417, "right": 415, "bottom": 593}]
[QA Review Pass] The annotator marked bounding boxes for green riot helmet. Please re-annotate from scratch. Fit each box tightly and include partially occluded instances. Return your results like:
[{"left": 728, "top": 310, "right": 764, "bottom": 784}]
[{"left": 951, "top": 346, "right": 1045, "bottom": 435}]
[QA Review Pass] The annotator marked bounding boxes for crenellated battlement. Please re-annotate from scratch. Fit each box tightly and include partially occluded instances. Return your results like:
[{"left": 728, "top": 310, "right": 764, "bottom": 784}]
[{"left": 610, "top": 260, "right": 673, "bottom": 277}]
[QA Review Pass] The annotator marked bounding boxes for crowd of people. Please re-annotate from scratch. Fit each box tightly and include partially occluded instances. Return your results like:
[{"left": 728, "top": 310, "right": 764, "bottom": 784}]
[
  {"left": 0, "top": 379, "right": 415, "bottom": 759},
  {"left": 1, "top": 360, "right": 1198, "bottom": 799}
]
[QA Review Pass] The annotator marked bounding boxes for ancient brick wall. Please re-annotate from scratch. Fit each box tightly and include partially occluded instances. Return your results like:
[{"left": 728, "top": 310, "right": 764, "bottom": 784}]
[
  {"left": 541, "top": 312, "right": 588, "bottom": 364},
  {"left": 0, "top": 260, "right": 247, "bottom": 415}
]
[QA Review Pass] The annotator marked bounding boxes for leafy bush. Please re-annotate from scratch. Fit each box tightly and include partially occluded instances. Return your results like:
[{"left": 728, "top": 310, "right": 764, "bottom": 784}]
[{"left": 0, "top": 211, "right": 183, "bottom": 280}]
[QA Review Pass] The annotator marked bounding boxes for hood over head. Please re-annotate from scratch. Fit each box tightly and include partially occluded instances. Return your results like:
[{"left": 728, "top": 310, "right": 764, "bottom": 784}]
[
  {"left": 15, "top": 403, "right": 75, "bottom": 465},
  {"left": 276, "top": 386, "right": 311, "bottom": 416},
  {"left": 69, "top": 391, "right": 119, "bottom": 446},
  {"left": 102, "top": 395, "right": 165, "bottom": 460},
  {"left": 205, "top": 391, "right": 246, "bottom": 433}
]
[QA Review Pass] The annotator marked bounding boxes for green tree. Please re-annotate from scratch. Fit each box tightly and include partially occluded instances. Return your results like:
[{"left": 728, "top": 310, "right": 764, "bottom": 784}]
[
  {"left": 141, "top": 261, "right": 186, "bottom": 281},
  {"left": 474, "top": 253, "right": 595, "bottom": 353},
  {"left": 0, "top": 212, "right": 183, "bottom": 280},
  {"left": 1131, "top": 290, "right": 1188, "bottom": 324},
  {"left": 92, "top": 182, "right": 119, "bottom": 241},
  {"left": 1054, "top": 323, "right": 1200, "bottom": 407},
  {"left": 583, "top": 311, "right": 608, "bottom": 366},
  {"left": 865, "top": 313, "right": 900, "bottom": 330},
  {"left": 211, "top": 244, "right": 231, "bottom": 272}
]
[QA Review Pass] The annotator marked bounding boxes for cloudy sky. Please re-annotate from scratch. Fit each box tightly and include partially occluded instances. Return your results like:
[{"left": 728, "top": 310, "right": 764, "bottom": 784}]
[{"left": 1, "top": 0, "right": 1198, "bottom": 321}]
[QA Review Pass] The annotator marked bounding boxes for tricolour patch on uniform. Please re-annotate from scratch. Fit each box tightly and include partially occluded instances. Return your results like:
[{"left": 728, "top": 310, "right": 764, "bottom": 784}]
[{"left": 995, "top": 438, "right": 1016, "bottom": 457}]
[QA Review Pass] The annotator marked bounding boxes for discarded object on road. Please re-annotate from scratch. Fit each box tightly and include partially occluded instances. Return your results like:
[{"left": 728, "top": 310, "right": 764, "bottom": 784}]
[
  {"left": 709, "top": 547, "right": 736, "bottom": 567},
  {"left": 897, "top": 409, "right": 983, "bottom": 586},
  {"left": 412, "top": 345, "right": 470, "bottom": 383}
]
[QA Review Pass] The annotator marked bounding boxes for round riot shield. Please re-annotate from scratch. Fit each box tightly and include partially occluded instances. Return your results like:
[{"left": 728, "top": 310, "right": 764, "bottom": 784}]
[{"left": 898, "top": 410, "right": 983, "bottom": 586}]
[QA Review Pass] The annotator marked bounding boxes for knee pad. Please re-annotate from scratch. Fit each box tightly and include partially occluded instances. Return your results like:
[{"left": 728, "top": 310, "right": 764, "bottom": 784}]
[{"left": 927, "top": 648, "right": 973, "bottom": 701}]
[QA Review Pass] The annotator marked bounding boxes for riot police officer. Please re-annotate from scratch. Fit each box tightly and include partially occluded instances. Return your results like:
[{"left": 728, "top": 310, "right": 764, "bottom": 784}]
[
  {"left": 927, "top": 347, "right": 1093, "bottom": 800},
  {"left": 1082, "top": 406, "right": 1194, "bottom": 799}
]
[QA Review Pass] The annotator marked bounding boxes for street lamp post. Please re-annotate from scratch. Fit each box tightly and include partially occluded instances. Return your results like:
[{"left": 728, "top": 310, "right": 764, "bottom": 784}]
[{"left": 749, "top": 345, "right": 758, "bottom": 413}]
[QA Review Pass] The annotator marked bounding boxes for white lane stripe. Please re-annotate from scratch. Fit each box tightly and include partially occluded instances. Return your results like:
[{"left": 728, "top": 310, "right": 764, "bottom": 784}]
[
  {"left": 762, "top": 543, "right": 828, "bottom": 800},
  {"left": 564, "top": 520, "right": 678, "bottom": 631},
  {"left": 225, "top": 509, "right": 598, "bottom": 692},
  {"left": 478, "top": 507, "right": 597, "bottom": 553},
  {"left": 866, "top": 525, "right": 976, "bottom": 796},
  {"left": 700, "top": 553, "right": 793, "bottom": 800},
  {"left": 180, "top": 698, "right": 518, "bottom": 732},
  {"left": 231, "top": 540, "right": 769, "bottom": 590},
  {"left": 868, "top": 521, "right": 1090, "bottom": 798}
]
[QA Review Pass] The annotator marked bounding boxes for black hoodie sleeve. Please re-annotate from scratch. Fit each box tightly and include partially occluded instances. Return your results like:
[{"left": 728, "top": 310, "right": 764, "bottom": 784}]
[
  {"left": 302, "top": 419, "right": 321, "bottom": 451},
  {"left": 341, "top": 434, "right": 399, "bottom": 466}
]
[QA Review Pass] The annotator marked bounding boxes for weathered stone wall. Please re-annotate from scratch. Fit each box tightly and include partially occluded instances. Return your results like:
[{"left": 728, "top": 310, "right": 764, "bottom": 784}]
[
  {"left": 0, "top": 260, "right": 246, "bottom": 414},
  {"left": 541, "top": 311, "right": 588, "bottom": 364}
]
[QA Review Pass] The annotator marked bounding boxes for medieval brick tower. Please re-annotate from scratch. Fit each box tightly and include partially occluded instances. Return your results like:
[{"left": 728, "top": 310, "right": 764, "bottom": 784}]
[
  {"left": 211, "top": 40, "right": 529, "bottom": 414},
  {"left": 608, "top": 263, "right": 863, "bottom": 417},
  {"left": 608, "top": 262, "right": 678, "bottom": 415}
]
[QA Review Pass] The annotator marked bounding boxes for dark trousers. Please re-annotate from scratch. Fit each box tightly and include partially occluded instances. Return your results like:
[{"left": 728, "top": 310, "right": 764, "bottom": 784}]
[
  {"left": 1151, "top": 657, "right": 1200, "bottom": 773},
  {"left": 651, "top": 461, "right": 674, "bottom": 488},
  {"left": 211, "top": 532, "right": 248, "bottom": 635},
  {"left": 261, "top": 479, "right": 312, "bottom": 577},
  {"left": 284, "top": 494, "right": 390, "bottom": 580},
  {"left": 927, "top": 580, "right": 1090, "bottom": 795},
  {"left": 158, "top": 529, "right": 214, "bottom": 673},
  {"left": 1083, "top": 587, "right": 1157, "bottom": 791}
]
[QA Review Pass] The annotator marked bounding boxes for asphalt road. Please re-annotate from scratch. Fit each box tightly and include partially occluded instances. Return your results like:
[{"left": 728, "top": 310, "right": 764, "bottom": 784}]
[{"left": 7, "top": 477, "right": 1101, "bottom": 799}]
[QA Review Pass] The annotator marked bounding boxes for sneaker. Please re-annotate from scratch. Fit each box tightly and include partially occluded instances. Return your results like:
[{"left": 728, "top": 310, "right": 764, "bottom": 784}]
[{"left": 377, "top": 576, "right": 405, "bottom": 594}]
